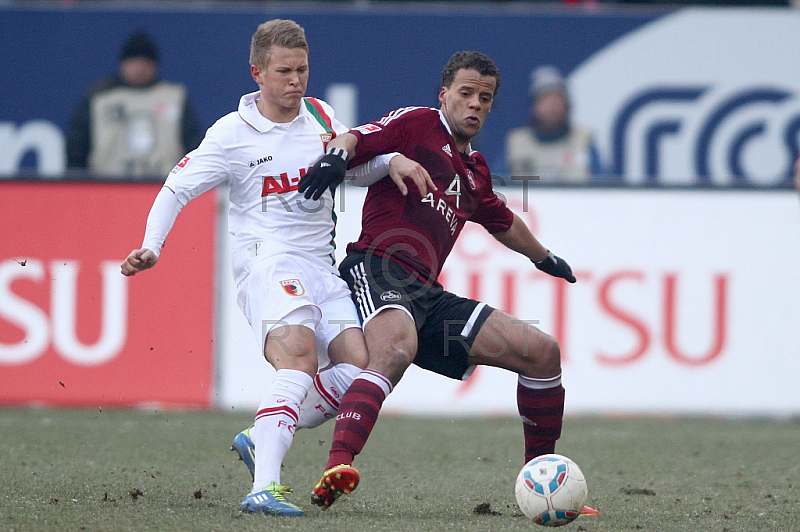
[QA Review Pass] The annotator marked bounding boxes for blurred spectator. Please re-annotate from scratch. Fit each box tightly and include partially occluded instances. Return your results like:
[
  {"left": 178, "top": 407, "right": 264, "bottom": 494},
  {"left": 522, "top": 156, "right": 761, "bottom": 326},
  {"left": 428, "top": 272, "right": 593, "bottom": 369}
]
[
  {"left": 794, "top": 154, "right": 800, "bottom": 194},
  {"left": 66, "top": 30, "right": 203, "bottom": 178},
  {"left": 505, "top": 65, "right": 604, "bottom": 182}
]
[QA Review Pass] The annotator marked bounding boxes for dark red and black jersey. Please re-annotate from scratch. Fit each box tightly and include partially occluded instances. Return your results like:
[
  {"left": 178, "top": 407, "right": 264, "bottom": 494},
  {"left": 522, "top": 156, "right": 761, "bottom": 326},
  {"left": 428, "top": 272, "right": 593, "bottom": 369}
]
[{"left": 348, "top": 107, "right": 514, "bottom": 285}]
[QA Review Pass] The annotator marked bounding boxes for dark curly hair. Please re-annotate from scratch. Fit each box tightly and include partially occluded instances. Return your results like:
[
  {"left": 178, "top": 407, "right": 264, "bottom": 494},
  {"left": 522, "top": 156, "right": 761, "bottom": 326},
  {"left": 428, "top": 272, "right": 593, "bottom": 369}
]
[{"left": 440, "top": 51, "right": 500, "bottom": 96}]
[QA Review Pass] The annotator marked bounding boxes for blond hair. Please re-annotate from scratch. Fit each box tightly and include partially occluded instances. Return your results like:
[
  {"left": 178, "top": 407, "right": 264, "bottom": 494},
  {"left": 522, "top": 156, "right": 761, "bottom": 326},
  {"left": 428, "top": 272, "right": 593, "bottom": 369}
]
[{"left": 249, "top": 19, "right": 308, "bottom": 68}]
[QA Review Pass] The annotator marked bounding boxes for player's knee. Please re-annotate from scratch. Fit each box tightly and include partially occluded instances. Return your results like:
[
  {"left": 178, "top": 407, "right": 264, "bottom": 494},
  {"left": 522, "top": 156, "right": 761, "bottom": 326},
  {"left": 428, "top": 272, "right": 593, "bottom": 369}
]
[
  {"left": 541, "top": 334, "right": 561, "bottom": 369},
  {"left": 329, "top": 328, "right": 369, "bottom": 369},
  {"left": 344, "top": 345, "right": 369, "bottom": 369},
  {"left": 520, "top": 333, "right": 561, "bottom": 377},
  {"left": 370, "top": 341, "right": 414, "bottom": 383},
  {"left": 273, "top": 351, "right": 318, "bottom": 375}
]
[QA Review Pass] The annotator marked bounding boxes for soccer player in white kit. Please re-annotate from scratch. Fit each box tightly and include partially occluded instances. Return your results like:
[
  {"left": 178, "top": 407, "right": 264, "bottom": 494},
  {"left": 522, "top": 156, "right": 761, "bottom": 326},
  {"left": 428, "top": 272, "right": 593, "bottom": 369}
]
[{"left": 120, "top": 19, "right": 431, "bottom": 516}]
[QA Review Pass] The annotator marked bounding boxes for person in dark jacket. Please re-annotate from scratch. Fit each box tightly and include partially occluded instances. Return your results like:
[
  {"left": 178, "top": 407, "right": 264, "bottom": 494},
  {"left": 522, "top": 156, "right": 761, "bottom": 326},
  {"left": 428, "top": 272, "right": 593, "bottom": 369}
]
[{"left": 66, "top": 30, "right": 203, "bottom": 178}]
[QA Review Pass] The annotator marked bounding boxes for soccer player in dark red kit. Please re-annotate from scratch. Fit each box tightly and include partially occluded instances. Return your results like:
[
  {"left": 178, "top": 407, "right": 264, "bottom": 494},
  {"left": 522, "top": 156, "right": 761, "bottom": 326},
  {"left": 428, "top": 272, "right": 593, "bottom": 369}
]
[{"left": 299, "top": 51, "right": 592, "bottom": 515}]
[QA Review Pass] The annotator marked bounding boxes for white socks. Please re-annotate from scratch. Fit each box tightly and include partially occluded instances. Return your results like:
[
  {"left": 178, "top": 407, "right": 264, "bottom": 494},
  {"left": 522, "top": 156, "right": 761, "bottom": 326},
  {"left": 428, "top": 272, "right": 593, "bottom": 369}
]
[
  {"left": 249, "top": 363, "right": 362, "bottom": 491},
  {"left": 250, "top": 364, "right": 361, "bottom": 490},
  {"left": 251, "top": 369, "right": 311, "bottom": 491},
  {"left": 297, "top": 363, "right": 361, "bottom": 429},
  {"left": 519, "top": 373, "right": 562, "bottom": 390}
]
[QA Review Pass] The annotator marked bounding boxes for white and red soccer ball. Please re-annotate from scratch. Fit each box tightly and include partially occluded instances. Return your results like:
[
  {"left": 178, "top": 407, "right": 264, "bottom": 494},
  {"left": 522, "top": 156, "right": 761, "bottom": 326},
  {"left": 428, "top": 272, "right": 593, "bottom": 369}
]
[{"left": 515, "top": 454, "right": 588, "bottom": 527}]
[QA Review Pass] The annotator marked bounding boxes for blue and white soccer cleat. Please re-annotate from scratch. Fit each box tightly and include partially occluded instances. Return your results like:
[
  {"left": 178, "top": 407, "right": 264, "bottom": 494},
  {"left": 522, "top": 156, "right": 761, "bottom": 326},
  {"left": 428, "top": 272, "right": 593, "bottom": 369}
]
[
  {"left": 241, "top": 482, "right": 304, "bottom": 516},
  {"left": 231, "top": 426, "right": 256, "bottom": 480}
]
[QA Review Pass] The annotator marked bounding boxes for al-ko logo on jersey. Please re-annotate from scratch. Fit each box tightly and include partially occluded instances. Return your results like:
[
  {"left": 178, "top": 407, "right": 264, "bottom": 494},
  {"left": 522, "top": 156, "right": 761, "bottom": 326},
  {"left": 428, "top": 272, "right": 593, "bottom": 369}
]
[
  {"left": 569, "top": 9, "right": 800, "bottom": 185},
  {"left": 280, "top": 279, "right": 305, "bottom": 297}
]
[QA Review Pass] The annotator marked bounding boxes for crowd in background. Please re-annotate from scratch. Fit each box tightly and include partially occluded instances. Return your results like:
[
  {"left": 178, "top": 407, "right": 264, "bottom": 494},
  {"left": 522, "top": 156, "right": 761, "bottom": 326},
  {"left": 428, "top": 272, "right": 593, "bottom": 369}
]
[
  {"left": 64, "top": 30, "right": 610, "bottom": 183},
  {"left": 50, "top": 2, "right": 800, "bottom": 190}
]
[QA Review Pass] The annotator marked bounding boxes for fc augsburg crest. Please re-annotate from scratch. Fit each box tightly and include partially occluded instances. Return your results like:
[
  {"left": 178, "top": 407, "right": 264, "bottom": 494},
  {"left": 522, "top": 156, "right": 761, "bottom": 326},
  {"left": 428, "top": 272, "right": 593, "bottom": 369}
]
[
  {"left": 320, "top": 133, "right": 333, "bottom": 149},
  {"left": 280, "top": 279, "right": 305, "bottom": 296}
]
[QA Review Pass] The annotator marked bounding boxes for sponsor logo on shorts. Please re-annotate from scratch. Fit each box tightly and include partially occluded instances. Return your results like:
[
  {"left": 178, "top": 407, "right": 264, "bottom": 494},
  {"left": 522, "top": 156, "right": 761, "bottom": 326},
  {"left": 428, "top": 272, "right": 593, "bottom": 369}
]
[
  {"left": 280, "top": 279, "right": 305, "bottom": 296},
  {"left": 380, "top": 290, "right": 402, "bottom": 302},
  {"left": 354, "top": 123, "right": 382, "bottom": 135}
]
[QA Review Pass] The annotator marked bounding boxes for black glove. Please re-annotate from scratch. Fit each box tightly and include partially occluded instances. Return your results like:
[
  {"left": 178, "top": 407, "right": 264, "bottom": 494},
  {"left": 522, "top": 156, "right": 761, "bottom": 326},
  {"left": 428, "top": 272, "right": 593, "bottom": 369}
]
[
  {"left": 534, "top": 250, "right": 576, "bottom": 283},
  {"left": 298, "top": 148, "right": 348, "bottom": 200}
]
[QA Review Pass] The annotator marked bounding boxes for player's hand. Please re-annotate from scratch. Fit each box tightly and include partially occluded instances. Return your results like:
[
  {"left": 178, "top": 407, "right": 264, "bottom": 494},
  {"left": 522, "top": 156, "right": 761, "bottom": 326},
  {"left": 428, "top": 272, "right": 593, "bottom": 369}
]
[
  {"left": 298, "top": 148, "right": 348, "bottom": 200},
  {"left": 388, "top": 154, "right": 436, "bottom": 197},
  {"left": 534, "top": 250, "right": 576, "bottom": 283},
  {"left": 121, "top": 248, "right": 158, "bottom": 277}
]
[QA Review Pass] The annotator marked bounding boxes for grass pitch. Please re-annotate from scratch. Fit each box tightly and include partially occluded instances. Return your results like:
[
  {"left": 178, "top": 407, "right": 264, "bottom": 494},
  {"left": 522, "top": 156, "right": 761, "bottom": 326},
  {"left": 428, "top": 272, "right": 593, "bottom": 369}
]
[{"left": 1, "top": 408, "right": 798, "bottom": 532}]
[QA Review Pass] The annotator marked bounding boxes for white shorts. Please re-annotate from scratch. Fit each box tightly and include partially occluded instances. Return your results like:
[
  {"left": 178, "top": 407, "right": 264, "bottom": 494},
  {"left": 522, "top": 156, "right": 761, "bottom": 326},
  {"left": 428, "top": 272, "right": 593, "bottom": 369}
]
[{"left": 237, "top": 251, "right": 360, "bottom": 362}]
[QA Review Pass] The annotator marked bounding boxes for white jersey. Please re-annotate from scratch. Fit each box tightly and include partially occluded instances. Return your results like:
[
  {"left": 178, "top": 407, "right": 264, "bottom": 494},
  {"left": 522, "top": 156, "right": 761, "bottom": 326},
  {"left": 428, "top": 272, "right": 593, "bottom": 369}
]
[{"left": 164, "top": 92, "right": 350, "bottom": 285}]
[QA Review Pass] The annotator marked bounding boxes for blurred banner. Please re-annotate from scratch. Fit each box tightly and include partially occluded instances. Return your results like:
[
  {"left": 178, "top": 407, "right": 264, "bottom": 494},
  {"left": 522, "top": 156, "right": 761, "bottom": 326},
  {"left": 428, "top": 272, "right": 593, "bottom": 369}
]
[
  {"left": 2, "top": 5, "right": 799, "bottom": 185},
  {"left": 570, "top": 8, "right": 800, "bottom": 186},
  {"left": 3, "top": 182, "right": 798, "bottom": 414},
  {"left": 219, "top": 186, "right": 800, "bottom": 416},
  {"left": 0, "top": 183, "right": 216, "bottom": 408}
]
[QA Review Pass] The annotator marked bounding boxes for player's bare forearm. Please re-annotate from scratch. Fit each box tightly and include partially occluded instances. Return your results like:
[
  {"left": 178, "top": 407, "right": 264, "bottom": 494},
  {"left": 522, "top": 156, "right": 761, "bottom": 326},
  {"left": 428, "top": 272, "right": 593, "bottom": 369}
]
[
  {"left": 120, "top": 248, "right": 158, "bottom": 277},
  {"left": 329, "top": 132, "right": 359, "bottom": 160},
  {"left": 496, "top": 216, "right": 577, "bottom": 283},
  {"left": 492, "top": 214, "right": 548, "bottom": 262}
]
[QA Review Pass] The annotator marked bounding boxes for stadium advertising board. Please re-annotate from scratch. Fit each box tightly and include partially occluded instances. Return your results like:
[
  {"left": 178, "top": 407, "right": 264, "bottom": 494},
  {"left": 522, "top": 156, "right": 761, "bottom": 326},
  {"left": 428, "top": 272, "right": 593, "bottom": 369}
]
[
  {"left": 409, "top": 187, "right": 800, "bottom": 416},
  {"left": 217, "top": 186, "right": 800, "bottom": 416},
  {"left": 570, "top": 8, "right": 800, "bottom": 186},
  {"left": 0, "top": 183, "right": 216, "bottom": 407}
]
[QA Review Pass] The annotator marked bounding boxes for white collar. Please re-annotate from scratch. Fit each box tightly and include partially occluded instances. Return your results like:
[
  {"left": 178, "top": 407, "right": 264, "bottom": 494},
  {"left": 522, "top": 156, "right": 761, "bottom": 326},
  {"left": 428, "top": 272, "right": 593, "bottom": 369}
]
[{"left": 238, "top": 91, "right": 311, "bottom": 133}]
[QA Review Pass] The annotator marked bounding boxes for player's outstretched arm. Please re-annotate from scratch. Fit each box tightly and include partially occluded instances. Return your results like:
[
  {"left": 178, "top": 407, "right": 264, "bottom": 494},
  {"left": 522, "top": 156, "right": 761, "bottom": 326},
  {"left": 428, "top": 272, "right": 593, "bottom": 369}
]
[
  {"left": 121, "top": 248, "right": 158, "bottom": 276},
  {"left": 121, "top": 186, "right": 183, "bottom": 277},
  {"left": 532, "top": 250, "right": 576, "bottom": 283},
  {"left": 493, "top": 214, "right": 576, "bottom": 283}
]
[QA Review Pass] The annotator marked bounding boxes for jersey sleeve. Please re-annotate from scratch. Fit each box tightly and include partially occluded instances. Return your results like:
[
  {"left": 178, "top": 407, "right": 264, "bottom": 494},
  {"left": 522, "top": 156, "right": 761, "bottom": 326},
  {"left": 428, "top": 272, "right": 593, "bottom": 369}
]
[
  {"left": 141, "top": 186, "right": 182, "bottom": 258},
  {"left": 469, "top": 156, "right": 515, "bottom": 234},
  {"left": 345, "top": 153, "right": 401, "bottom": 186},
  {"left": 348, "top": 107, "right": 420, "bottom": 167},
  {"left": 471, "top": 192, "right": 515, "bottom": 234},
  {"left": 164, "top": 127, "right": 229, "bottom": 206}
]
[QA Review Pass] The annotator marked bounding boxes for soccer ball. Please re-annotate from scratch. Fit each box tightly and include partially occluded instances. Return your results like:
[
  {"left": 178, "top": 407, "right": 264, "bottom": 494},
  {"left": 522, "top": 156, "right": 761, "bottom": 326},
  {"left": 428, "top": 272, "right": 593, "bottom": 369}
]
[{"left": 515, "top": 454, "right": 588, "bottom": 527}]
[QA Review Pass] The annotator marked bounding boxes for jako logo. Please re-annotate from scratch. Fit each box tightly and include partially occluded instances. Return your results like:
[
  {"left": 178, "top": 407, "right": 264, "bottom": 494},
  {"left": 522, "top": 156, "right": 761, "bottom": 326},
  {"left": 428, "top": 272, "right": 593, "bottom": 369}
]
[
  {"left": 0, "top": 260, "right": 127, "bottom": 365},
  {"left": 249, "top": 155, "right": 273, "bottom": 167}
]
